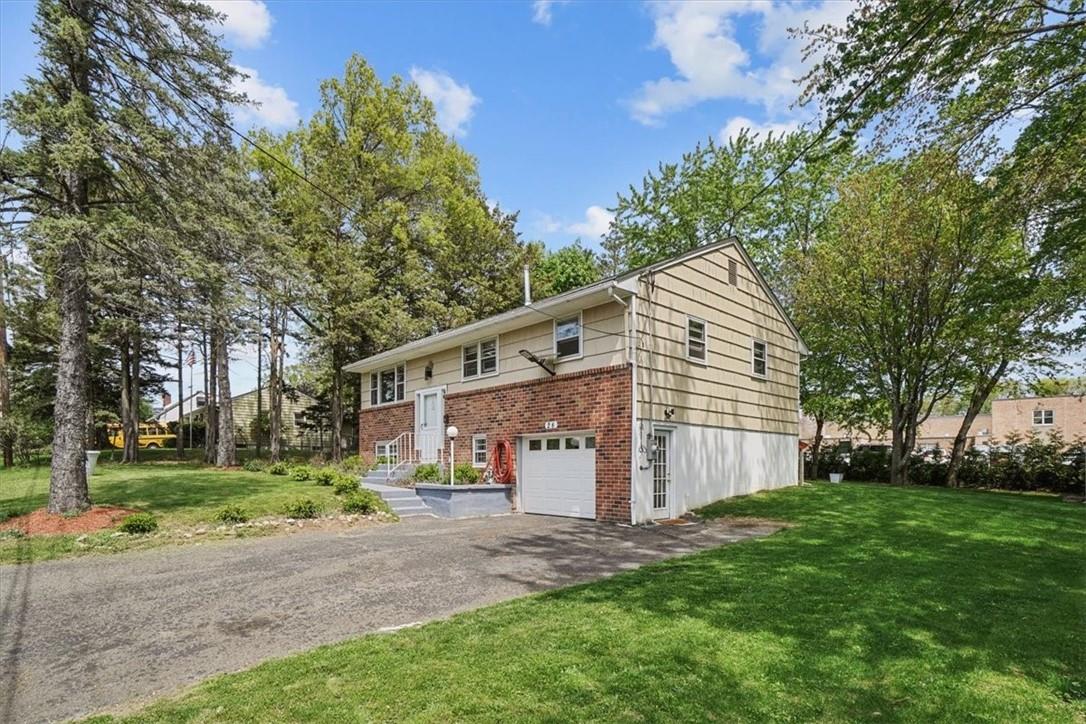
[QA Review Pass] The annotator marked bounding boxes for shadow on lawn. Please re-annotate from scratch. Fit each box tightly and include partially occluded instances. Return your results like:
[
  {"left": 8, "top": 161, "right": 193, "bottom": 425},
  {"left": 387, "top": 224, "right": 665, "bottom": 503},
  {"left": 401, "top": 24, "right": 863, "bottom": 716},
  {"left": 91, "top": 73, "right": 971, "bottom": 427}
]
[{"left": 471, "top": 483, "right": 1085, "bottom": 720}]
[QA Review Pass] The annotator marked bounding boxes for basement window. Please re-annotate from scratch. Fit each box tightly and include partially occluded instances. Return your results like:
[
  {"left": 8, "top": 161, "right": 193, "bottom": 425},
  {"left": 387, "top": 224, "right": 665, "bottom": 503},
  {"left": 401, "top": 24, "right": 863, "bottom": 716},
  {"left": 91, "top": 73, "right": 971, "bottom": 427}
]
[
  {"left": 686, "top": 316, "right": 707, "bottom": 363},
  {"left": 463, "top": 338, "right": 498, "bottom": 379},
  {"left": 1033, "top": 409, "right": 1054, "bottom": 426},
  {"left": 554, "top": 313, "right": 582, "bottom": 360},
  {"left": 751, "top": 339, "right": 767, "bottom": 378},
  {"left": 369, "top": 364, "right": 406, "bottom": 405}
]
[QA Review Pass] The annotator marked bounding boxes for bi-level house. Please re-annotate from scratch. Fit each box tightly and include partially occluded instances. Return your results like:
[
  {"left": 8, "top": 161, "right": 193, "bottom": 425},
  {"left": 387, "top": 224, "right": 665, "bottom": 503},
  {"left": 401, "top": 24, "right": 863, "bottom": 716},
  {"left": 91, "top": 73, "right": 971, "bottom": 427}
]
[{"left": 345, "top": 239, "right": 806, "bottom": 524}]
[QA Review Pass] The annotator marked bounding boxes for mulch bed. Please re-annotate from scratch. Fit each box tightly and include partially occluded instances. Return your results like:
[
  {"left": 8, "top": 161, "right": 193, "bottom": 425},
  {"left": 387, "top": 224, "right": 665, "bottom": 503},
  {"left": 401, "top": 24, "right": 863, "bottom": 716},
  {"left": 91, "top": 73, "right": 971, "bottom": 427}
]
[{"left": 0, "top": 506, "right": 139, "bottom": 536}]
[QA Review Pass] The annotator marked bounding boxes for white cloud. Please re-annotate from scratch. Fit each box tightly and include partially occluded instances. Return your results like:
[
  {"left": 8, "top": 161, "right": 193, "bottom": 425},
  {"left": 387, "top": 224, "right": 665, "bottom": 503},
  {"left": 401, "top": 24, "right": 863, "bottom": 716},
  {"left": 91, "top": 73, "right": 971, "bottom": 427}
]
[
  {"left": 629, "top": 1, "right": 851, "bottom": 125},
  {"left": 410, "top": 67, "right": 480, "bottom": 137},
  {"left": 566, "top": 206, "right": 615, "bottom": 239},
  {"left": 532, "top": 0, "right": 570, "bottom": 26},
  {"left": 719, "top": 115, "right": 800, "bottom": 143},
  {"left": 232, "top": 65, "right": 299, "bottom": 128},
  {"left": 205, "top": 0, "right": 273, "bottom": 48}
]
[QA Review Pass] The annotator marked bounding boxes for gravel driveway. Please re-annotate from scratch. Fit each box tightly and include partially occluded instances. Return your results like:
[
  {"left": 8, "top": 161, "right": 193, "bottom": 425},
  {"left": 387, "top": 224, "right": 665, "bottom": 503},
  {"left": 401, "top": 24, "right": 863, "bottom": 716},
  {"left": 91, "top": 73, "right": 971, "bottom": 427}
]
[{"left": 0, "top": 514, "right": 779, "bottom": 723}]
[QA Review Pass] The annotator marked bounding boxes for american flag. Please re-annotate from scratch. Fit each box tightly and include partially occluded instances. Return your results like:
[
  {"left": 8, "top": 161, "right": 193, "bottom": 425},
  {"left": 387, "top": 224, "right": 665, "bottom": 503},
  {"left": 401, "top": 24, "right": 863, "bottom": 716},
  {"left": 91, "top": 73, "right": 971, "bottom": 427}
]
[{"left": 185, "top": 348, "right": 196, "bottom": 367}]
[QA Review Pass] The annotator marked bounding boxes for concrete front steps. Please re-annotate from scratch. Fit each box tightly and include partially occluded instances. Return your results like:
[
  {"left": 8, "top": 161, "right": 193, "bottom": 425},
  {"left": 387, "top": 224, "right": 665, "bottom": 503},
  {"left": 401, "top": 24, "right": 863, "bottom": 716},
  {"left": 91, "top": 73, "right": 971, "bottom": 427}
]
[{"left": 360, "top": 479, "right": 434, "bottom": 518}]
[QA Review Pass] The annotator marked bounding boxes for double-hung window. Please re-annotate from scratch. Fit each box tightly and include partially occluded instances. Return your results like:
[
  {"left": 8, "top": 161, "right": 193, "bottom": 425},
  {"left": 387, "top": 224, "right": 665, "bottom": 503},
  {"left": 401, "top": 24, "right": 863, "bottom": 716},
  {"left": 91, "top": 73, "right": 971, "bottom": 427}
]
[
  {"left": 369, "top": 364, "right": 406, "bottom": 405},
  {"left": 751, "top": 339, "right": 768, "bottom": 377},
  {"left": 462, "top": 338, "right": 498, "bottom": 379},
  {"left": 1033, "top": 409, "right": 1054, "bottom": 426},
  {"left": 686, "top": 316, "right": 707, "bottom": 363},
  {"left": 554, "top": 313, "right": 582, "bottom": 360},
  {"left": 472, "top": 435, "right": 488, "bottom": 467}
]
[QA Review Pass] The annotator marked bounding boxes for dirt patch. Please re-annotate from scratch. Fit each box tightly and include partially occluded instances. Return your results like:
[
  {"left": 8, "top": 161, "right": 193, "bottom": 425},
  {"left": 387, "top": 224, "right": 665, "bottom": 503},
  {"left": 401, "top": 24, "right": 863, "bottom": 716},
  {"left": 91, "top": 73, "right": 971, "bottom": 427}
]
[{"left": 0, "top": 506, "right": 139, "bottom": 536}]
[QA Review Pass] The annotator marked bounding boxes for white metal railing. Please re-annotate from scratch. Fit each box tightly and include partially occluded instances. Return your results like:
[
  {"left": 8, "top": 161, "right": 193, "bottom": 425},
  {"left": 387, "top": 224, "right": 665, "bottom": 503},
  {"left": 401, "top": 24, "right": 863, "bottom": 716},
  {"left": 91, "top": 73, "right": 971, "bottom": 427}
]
[{"left": 378, "top": 431, "right": 416, "bottom": 482}]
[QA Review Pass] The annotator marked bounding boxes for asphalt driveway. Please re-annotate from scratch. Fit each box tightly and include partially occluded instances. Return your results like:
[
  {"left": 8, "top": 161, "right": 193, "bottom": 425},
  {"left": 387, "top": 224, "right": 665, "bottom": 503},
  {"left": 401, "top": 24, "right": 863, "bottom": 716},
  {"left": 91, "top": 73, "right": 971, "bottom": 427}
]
[{"left": 0, "top": 514, "right": 779, "bottom": 723}]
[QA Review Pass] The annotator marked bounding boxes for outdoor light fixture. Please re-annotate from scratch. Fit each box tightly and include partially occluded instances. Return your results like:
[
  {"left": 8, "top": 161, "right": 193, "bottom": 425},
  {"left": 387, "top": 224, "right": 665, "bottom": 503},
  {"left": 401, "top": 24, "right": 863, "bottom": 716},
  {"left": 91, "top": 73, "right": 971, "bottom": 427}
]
[
  {"left": 519, "top": 348, "right": 556, "bottom": 376},
  {"left": 446, "top": 425, "right": 459, "bottom": 485},
  {"left": 425, "top": 361, "right": 433, "bottom": 380}
]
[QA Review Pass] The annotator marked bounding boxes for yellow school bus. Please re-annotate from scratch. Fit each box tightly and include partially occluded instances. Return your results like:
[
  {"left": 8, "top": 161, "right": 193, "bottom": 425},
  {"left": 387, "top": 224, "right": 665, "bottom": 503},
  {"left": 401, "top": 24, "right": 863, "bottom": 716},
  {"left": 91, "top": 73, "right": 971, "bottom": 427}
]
[{"left": 107, "top": 423, "right": 177, "bottom": 450}]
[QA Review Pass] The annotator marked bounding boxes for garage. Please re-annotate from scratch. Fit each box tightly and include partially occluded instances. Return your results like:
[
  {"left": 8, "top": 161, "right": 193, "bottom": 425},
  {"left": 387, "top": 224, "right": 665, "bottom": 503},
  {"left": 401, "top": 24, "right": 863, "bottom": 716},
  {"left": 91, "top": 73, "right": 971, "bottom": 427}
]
[{"left": 520, "top": 434, "right": 597, "bottom": 519}]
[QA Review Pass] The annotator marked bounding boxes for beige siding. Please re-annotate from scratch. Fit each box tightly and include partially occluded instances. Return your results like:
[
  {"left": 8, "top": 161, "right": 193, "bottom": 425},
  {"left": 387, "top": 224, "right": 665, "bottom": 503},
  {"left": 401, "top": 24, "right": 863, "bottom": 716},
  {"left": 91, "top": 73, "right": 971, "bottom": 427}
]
[
  {"left": 225, "top": 389, "right": 325, "bottom": 450},
  {"left": 638, "top": 246, "right": 801, "bottom": 435},
  {"left": 361, "top": 300, "right": 627, "bottom": 408}
]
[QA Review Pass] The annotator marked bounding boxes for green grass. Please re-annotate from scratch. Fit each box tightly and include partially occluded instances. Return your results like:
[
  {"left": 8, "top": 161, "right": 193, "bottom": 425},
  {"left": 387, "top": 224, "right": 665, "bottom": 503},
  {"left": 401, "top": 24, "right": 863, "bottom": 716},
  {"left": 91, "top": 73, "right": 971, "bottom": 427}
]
[
  {"left": 91, "top": 483, "right": 1085, "bottom": 723},
  {"left": 0, "top": 460, "right": 343, "bottom": 563}
]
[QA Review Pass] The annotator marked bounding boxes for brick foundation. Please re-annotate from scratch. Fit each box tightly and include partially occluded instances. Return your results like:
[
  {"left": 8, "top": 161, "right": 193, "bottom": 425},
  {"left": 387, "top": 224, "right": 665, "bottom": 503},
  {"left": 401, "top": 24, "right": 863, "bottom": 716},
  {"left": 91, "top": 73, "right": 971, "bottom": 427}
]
[{"left": 357, "top": 365, "right": 633, "bottom": 522}]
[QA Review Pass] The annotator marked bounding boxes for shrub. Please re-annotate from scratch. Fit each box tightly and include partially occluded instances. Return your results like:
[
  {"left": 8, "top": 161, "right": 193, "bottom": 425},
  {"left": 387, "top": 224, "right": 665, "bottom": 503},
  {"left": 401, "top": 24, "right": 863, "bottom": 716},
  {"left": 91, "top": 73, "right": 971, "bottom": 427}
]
[
  {"left": 309, "top": 452, "right": 327, "bottom": 467},
  {"left": 453, "top": 463, "right": 480, "bottom": 485},
  {"left": 333, "top": 474, "right": 359, "bottom": 496},
  {"left": 373, "top": 455, "right": 390, "bottom": 468},
  {"left": 313, "top": 468, "right": 337, "bottom": 486},
  {"left": 338, "top": 455, "right": 365, "bottom": 473},
  {"left": 268, "top": 461, "right": 290, "bottom": 476},
  {"left": 281, "top": 498, "right": 320, "bottom": 519},
  {"left": 118, "top": 513, "right": 158, "bottom": 534},
  {"left": 215, "top": 505, "right": 250, "bottom": 524},
  {"left": 413, "top": 462, "right": 440, "bottom": 482},
  {"left": 289, "top": 466, "right": 313, "bottom": 481},
  {"left": 242, "top": 459, "right": 267, "bottom": 473},
  {"left": 341, "top": 489, "right": 386, "bottom": 514}
]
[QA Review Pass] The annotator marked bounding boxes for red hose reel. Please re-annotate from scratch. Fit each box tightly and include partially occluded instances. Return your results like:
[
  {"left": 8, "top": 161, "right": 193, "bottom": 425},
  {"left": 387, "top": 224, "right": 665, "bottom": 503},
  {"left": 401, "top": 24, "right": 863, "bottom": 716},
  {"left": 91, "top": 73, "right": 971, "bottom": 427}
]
[{"left": 488, "top": 438, "right": 514, "bottom": 483}]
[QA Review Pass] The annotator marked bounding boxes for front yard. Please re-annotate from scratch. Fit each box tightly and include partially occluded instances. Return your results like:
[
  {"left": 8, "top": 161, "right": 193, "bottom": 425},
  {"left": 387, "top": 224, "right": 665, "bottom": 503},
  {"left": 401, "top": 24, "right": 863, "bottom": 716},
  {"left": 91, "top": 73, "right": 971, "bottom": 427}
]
[
  {"left": 0, "top": 460, "right": 383, "bottom": 564},
  {"left": 92, "top": 482, "right": 1084, "bottom": 723}
]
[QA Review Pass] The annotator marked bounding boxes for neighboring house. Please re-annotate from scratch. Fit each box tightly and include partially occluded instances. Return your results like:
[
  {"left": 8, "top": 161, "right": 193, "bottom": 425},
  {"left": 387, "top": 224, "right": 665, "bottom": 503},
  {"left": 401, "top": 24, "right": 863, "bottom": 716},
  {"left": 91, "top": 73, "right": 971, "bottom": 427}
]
[
  {"left": 190, "top": 387, "right": 326, "bottom": 451},
  {"left": 346, "top": 239, "right": 806, "bottom": 524},
  {"left": 801, "top": 415, "right": 994, "bottom": 452},
  {"left": 152, "top": 391, "right": 207, "bottom": 425}
]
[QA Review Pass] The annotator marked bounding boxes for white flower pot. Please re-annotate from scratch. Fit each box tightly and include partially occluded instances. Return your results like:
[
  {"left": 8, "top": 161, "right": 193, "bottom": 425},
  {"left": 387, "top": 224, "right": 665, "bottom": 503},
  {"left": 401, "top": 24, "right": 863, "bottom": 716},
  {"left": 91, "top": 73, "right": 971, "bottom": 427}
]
[
  {"left": 829, "top": 472, "right": 843, "bottom": 484},
  {"left": 86, "top": 450, "right": 101, "bottom": 479}
]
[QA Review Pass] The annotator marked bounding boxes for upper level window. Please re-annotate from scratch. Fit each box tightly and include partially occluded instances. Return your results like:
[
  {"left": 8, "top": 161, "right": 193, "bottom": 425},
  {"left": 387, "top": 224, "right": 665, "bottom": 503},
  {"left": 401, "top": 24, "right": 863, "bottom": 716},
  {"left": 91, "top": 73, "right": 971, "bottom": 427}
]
[
  {"left": 554, "top": 313, "right": 582, "bottom": 360},
  {"left": 1033, "top": 409, "right": 1054, "bottom": 425},
  {"left": 369, "top": 364, "right": 406, "bottom": 405},
  {"left": 686, "top": 316, "right": 707, "bottom": 363},
  {"left": 463, "top": 338, "right": 498, "bottom": 379},
  {"left": 751, "top": 339, "right": 767, "bottom": 377}
]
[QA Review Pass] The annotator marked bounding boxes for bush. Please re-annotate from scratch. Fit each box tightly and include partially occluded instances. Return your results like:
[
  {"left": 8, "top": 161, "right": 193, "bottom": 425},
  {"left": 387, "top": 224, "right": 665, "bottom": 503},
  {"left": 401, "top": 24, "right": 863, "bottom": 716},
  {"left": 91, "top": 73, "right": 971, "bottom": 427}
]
[
  {"left": 333, "top": 474, "right": 359, "bottom": 496},
  {"left": 268, "top": 461, "right": 290, "bottom": 476},
  {"left": 313, "top": 468, "right": 337, "bottom": 486},
  {"left": 341, "top": 489, "right": 386, "bottom": 514},
  {"left": 281, "top": 498, "right": 320, "bottom": 519},
  {"left": 242, "top": 459, "right": 267, "bottom": 472},
  {"left": 289, "top": 466, "right": 313, "bottom": 482},
  {"left": 413, "top": 462, "right": 440, "bottom": 482},
  {"left": 215, "top": 505, "right": 250, "bottom": 524},
  {"left": 453, "top": 463, "right": 480, "bottom": 485},
  {"left": 338, "top": 455, "right": 365, "bottom": 473},
  {"left": 118, "top": 512, "right": 158, "bottom": 534}
]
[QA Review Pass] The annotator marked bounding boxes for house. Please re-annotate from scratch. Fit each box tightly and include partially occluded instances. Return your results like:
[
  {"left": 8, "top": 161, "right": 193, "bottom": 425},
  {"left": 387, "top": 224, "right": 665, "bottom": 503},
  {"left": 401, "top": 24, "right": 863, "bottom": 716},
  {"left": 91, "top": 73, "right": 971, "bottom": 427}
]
[
  {"left": 801, "top": 414, "right": 994, "bottom": 452},
  {"left": 991, "top": 395, "right": 1085, "bottom": 443},
  {"left": 345, "top": 239, "right": 805, "bottom": 524},
  {"left": 152, "top": 391, "right": 207, "bottom": 425},
  {"left": 190, "top": 386, "right": 328, "bottom": 451}
]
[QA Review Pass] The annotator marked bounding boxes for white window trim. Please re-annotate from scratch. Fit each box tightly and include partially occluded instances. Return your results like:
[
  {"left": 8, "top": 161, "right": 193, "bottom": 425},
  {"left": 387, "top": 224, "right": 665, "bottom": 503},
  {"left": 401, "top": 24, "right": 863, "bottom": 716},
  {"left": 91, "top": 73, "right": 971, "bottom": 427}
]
[
  {"left": 751, "top": 338, "right": 768, "bottom": 379},
  {"left": 461, "top": 336, "right": 500, "bottom": 382},
  {"left": 369, "top": 363, "right": 407, "bottom": 407},
  {"left": 553, "top": 311, "right": 584, "bottom": 362},
  {"left": 472, "top": 434, "right": 488, "bottom": 467},
  {"left": 1033, "top": 410, "right": 1054, "bottom": 426},
  {"left": 685, "top": 315, "right": 708, "bottom": 365}
]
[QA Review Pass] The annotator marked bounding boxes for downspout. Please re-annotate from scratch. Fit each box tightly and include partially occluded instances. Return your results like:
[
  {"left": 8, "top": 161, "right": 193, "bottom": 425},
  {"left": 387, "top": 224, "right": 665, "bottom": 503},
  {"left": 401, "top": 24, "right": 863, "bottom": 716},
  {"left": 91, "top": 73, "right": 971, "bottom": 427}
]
[{"left": 609, "top": 286, "right": 637, "bottom": 525}]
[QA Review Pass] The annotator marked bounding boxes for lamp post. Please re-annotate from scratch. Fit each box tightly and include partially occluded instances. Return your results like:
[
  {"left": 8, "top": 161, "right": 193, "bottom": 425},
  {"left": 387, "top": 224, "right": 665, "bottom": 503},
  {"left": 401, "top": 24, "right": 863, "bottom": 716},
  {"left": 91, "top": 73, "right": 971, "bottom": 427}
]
[{"left": 446, "top": 425, "right": 458, "bottom": 485}]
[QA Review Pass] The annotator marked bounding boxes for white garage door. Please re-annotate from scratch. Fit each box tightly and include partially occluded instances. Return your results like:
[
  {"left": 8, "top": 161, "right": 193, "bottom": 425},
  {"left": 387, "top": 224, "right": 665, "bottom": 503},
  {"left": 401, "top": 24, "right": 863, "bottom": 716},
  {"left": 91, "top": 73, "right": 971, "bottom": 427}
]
[{"left": 521, "top": 434, "right": 596, "bottom": 519}]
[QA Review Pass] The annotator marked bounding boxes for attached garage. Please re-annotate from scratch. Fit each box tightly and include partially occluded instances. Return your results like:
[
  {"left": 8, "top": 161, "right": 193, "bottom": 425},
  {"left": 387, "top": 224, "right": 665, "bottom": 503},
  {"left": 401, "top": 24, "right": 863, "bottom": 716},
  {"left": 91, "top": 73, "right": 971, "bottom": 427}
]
[{"left": 520, "top": 434, "right": 597, "bottom": 519}]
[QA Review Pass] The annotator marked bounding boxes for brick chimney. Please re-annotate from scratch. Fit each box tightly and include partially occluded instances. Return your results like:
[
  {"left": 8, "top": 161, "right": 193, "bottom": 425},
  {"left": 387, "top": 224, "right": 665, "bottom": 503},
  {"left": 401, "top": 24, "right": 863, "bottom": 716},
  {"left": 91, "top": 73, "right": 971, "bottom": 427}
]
[{"left": 162, "top": 391, "right": 172, "bottom": 408}]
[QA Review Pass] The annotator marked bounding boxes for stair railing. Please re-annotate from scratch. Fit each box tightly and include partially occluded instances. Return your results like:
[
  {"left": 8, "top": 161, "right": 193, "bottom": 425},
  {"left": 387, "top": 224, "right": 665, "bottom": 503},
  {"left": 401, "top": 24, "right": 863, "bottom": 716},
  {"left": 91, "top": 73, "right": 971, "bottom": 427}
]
[{"left": 383, "top": 431, "right": 416, "bottom": 482}]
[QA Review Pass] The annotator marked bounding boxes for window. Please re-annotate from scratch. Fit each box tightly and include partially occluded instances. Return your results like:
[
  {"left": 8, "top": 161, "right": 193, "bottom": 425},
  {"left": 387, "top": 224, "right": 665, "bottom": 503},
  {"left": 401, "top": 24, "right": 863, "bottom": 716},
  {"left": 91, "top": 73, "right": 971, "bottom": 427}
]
[
  {"left": 546, "top": 438, "right": 561, "bottom": 451},
  {"left": 554, "top": 313, "right": 582, "bottom": 360},
  {"left": 293, "top": 411, "right": 305, "bottom": 426},
  {"left": 686, "top": 316, "right": 707, "bottom": 363},
  {"left": 564, "top": 437, "right": 580, "bottom": 449},
  {"left": 751, "top": 339, "right": 767, "bottom": 377},
  {"left": 462, "top": 338, "right": 498, "bottom": 379},
  {"left": 473, "top": 435, "right": 488, "bottom": 467},
  {"left": 1033, "top": 409, "right": 1054, "bottom": 425},
  {"left": 728, "top": 258, "right": 738, "bottom": 286},
  {"left": 585, "top": 436, "right": 596, "bottom": 449},
  {"left": 369, "top": 364, "right": 406, "bottom": 405},
  {"left": 528, "top": 439, "right": 542, "bottom": 451}
]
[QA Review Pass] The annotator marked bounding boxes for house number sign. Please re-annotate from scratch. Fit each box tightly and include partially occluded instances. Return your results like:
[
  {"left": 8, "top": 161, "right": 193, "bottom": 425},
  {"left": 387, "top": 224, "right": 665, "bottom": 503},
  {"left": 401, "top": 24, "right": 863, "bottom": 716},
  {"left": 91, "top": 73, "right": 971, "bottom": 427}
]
[{"left": 543, "top": 420, "right": 559, "bottom": 430}]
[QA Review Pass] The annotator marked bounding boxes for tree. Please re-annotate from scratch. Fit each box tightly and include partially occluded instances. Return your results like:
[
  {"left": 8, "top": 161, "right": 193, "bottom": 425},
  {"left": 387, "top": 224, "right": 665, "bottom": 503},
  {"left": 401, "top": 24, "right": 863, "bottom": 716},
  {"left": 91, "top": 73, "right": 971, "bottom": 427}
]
[
  {"left": 0, "top": 0, "right": 240, "bottom": 512},
  {"left": 0, "top": 251, "right": 11, "bottom": 467},
  {"left": 531, "top": 241, "right": 602, "bottom": 298}
]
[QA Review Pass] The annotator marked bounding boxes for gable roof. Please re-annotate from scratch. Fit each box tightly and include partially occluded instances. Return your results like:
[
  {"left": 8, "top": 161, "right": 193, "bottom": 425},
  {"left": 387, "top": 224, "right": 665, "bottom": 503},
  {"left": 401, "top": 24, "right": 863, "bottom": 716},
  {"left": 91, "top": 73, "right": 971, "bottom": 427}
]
[{"left": 344, "top": 238, "right": 807, "bottom": 374}]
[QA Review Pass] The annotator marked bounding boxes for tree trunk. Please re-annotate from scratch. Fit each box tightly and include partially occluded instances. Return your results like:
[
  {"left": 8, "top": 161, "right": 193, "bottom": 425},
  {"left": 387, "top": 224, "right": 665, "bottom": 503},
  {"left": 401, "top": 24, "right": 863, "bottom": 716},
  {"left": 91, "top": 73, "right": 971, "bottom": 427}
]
[
  {"left": 255, "top": 295, "right": 263, "bottom": 458},
  {"left": 120, "top": 336, "right": 136, "bottom": 462},
  {"left": 176, "top": 315, "right": 185, "bottom": 461},
  {"left": 946, "top": 358, "right": 1009, "bottom": 487},
  {"left": 330, "top": 350, "right": 343, "bottom": 462},
  {"left": 128, "top": 324, "right": 142, "bottom": 462},
  {"left": 0, "top": 257, "right": 13, "bottom": 469},
  {"left": 49, "top": 233, "right": 92, "bottom": 513},
  {"left": 810, "top": 416, "right": 825, "bottom": 479},
  {"left": 889, "top": 409, "right": 907, "bottom": 486},
  {"left": 268, "top": 302, "right": 282, "bottom": 463},
  {"left": 215, "top": 325, "right": 235, "bottom": 467},
  {"left": 204, "top": 329, "right": 217, "bottom": 464}
]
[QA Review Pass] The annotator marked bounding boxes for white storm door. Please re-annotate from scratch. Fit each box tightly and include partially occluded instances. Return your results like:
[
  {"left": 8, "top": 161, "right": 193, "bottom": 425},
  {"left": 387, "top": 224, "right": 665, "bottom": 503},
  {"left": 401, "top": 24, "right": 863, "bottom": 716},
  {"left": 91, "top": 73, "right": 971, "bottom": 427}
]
[
  {"left": 652, "top": 430, "right": 672, "bottom": 519},
  {"left": 415, "top": 387, "right": 444, "bottom": 463}
]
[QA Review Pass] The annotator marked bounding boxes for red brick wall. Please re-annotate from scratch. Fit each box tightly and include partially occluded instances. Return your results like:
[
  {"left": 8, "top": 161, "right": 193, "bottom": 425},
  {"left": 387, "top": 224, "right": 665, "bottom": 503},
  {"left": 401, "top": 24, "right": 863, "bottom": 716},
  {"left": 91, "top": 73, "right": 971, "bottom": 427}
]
[{"left": 357, "top": 364, "right": 633, "bottom": 522}]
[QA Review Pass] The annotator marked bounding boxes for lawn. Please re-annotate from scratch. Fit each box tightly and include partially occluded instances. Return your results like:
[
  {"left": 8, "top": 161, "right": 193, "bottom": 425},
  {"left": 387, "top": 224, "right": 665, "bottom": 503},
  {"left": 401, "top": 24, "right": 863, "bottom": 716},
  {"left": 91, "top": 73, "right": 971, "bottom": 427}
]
[
  {"left": 0, "top": 460, "right": 347, "bottom": 563},
  {"left": 91, "top": 482, "right": 1085, "bottom": 723}
]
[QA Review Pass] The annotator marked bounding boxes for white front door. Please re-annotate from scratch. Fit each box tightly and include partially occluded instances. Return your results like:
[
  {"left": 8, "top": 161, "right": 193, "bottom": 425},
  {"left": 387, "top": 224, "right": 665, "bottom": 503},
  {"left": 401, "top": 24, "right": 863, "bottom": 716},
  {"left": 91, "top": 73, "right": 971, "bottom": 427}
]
[
  {"left": 652, "top": 430, "right": 672, "bottom": 519},
  {"left": 415, "top": 387, "right": 444, "bottom": 463}
]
